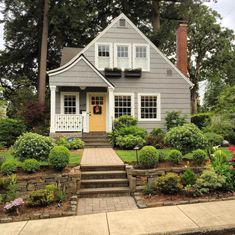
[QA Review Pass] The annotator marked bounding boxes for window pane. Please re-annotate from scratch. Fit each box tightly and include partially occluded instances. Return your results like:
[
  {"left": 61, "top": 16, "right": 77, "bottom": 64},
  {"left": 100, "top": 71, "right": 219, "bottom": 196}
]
[
  {"left": 114, "top": 95, "right": 132, "bottom": 118},
  {"left": 140, "top": 95, "right": 158, "bottom": 119},
  {"left": 98, "top": 44, "right": 110, "bottom": 68},
  {"left": 64, "top": 95, "right": 76, "bottom": 114}
]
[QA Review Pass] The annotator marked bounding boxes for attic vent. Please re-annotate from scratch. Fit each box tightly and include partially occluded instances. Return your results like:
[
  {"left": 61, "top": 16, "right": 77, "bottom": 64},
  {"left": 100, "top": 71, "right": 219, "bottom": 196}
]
[
  {"left": 119, "top": 19, "right": 126, "bottom": 27},
  {"left": 167, "top": 69, "right": 172, "bottom": 76}
]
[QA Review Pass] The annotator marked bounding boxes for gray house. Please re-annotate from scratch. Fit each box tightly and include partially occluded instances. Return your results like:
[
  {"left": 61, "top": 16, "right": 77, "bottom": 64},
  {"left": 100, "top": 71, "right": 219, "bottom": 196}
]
[{"left": 48, "top": 13, "right": 193, "bottom": 135}]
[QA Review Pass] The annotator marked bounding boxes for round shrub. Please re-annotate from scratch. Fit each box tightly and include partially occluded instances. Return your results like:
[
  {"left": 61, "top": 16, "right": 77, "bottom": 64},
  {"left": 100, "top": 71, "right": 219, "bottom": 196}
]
[
  {"left": 204, "top": 132, "right": 224, "bottom": 146},
  {"left": 56, "top": 137, "right": 84, "bottom": 150},
  {"left": 1, "top": 161, "right": 17, "bottom": 175},
  {"left": 139, "top": 146, "right": 159, "bottom": 168},
  {"left": 153, "top": 173, "right": 183, "bottom": 194},
  {"left": 181, "top": 169, "right": 197, "bottom": 186},
  {"left": 49, "top": 146, "right": 70, "bottom": 171},
  {"left": 116, "top": 135, "right": 145, "bottom": 149},
  {"left": 22, "top": 159, "right": 40, "bottom": 173},
  {"left": 165, "top": 123, "right": 208, "bottom": 154},
  {"left": 113, "top": 115, "right": 137, "bottom": 130},
  {"left": 13, "top": 132, "right": 54, "bottom": 161},
  {"left": 192, "top": 149, "right": 207, "bottom": 165},
  {"left": 168, "top": 149, "right": 182, "bottom": 164}
]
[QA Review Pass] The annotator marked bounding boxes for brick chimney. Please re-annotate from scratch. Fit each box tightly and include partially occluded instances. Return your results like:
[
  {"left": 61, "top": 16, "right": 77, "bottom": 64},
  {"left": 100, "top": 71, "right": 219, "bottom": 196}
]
[{"left": 176, "top": 23, "right": 188, "bottom": 77}]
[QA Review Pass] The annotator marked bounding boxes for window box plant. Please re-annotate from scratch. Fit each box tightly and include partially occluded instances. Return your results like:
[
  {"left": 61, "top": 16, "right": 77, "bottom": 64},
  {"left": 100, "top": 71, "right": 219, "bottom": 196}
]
[
  {"left": 104, "top": 68, "right": 122, "bottom": 78},
  {"left": 124, "top": 68, "right": 142, "bottom": 78}
]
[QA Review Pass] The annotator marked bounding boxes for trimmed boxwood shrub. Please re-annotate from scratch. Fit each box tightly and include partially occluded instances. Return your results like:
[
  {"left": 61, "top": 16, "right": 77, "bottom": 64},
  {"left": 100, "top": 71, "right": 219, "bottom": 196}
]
[
  {"left": 22, "top": 159, "right": 40, "bottom": 173},
  {"left": 116, "top": 126, "right": 147, "bottom": 139},
  {"left": 191, "top": 149, "right": 207, "bottom": 165},
  {"left": 1, "top": 161, "right": 17, "bottom": 175},
  {"left": 139, "top": 146, "right": 159, "bottom": 168},
  {"left": 165, "top": 123, "right": 208, "bottom": 154},
  {"left": 0, "top": 118, "right": 26, "bottom": 147},
  {"left": 49, "top": 146, "right": 70, "bottom": 171},
  {"left": 113, "top": 115, "right": 137, "bottom": 130},
  {"left": 13, "top": 132, "right": 54, "bottom": 161},
  {"left": 168, "top": 149, "right": 182, "bottom": 164},
  {"left": 181, "top": 169, "right": 197, "bottom": 186},
  {"left": 116, "top": 135, "right": 146, "bottom": 149},
  {"left": 55, "top": 137, "right": 84, "bottom": 150},
  {"left": 204, "top": 132, "right": 224, "bottom": 146},
  {"left": 153, "top": 173, "right": 183, "bottom": 194},
  {"left": 191, "top": 113, "right": 211, "bottom": 129},
  {"left": 165, "top": 111, "right": 187, "bottom": 130}
]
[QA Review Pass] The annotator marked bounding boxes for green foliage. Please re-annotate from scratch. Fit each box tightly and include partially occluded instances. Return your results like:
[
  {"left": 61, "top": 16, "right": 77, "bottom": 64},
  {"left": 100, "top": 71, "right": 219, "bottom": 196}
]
[
  {"left": 28, "top": 184, "right": 57, "bottom": 207},
  {"left": 1, "top": 161, "right": 17, "bottom": 175},
  {"left": 165, "top": 111, "right": 187, "bottom": 130},
  {"left": 146, "top": 128, "right": 165, "bottom": 149},
  {"left": 204, "top": 132, "right": 224, "bottom": 147},
  {"left": 165, "top": 123, "right": 208, "bottom": 154},
  {"left": 113, "top": 115, "right": 137, "bottom": 130},
  {"left": 191, "top": 113, "right": 211, "bottom": 129},
  {"left": 13, "top": 132, "right": 54, "bottom": 161},
  {"left": 116, "top": 126, "right": 147, "bottom": 139},
  {"left": 192, "top": 149, "right": 207, "bottom": 165},
  {"left": 143, "top": 184, "right": 153, "bottom": 195},
  {"left": 55, "top": 136, "right": 84, "bottom": 150},
  {"left": 153, "top": 173, "right": 183, "bottom": 194},
  {"left": 168, "top": 149, "right": 182, "bottom": 164},
  {"left": 181, "top": 169, "right": 197, "bottom": 186},
  {"left": 212, "top": 150, "right": 228, "bottom": 164},
  {"left": 139, "top": 146, "right": 159, "bottom": 169},
  {"left": 7, "top": 174, "right": 17, "bottom": 201},
  {"left": 49, "top": 146, "right": 70, "bottom": 171},
  {"left": 22, "top": 159, "right": 40, "bottom": 173},
  {"left": 56, "top": 189, "right": 66, "bottom": 203},
  {"left": 116, "top": 135, "right": 146, "bottom": 150},
  {"left": 0, "top": 118, "right": 26, "bottom": 147}
]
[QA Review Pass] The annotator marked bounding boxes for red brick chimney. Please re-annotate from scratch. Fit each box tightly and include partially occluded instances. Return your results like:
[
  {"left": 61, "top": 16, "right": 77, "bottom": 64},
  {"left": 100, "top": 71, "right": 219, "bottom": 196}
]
[{"left": 176, "top": 23, "right": 188, "bottom": 77}]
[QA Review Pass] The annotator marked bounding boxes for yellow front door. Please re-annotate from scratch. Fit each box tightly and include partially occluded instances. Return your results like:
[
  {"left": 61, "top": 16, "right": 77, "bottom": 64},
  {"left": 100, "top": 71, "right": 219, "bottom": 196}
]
[{"left": 89, "top": 94, "right": 106, "bottom": 132}]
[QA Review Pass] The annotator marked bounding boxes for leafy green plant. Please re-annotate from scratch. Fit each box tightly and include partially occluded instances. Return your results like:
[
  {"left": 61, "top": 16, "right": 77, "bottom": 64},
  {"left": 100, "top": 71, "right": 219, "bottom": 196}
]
[
  {"left": 153, "top": 173, "right": 183, "bottom": 194},
  {"left": 191, "top": 113, "right": 211, "bottom": 129},
  {"left": 1, "top": 161, "right": 17, "bottom": 175},
  {"left": 55, "top": 136, "right": 84, "bottom": 150},
  {"left": 56, "top": 189, "right": 66, "bottom": 202},
  {"left": 212, "top": 150, "right": 228, "bottom": 164},
  {"left": 13, "top": 132, "right": 54, "bottom": 161},
  {"left": 116, "top": 135, "right": 146, "bottom": 149},
  {"left": 7, "top": 174, "right": 17, "bottom": 201},
  {"left": 165, "top": 123, "right": 208, "bottom": 154},
  {"left": 28, "top": 184, "right": 57, "bottom": 206},
  {"left": 192, "top": 149, "right": 207, "bottom": 165},
  {"left": 116, "top": 126, "right": 147, "bottom": 139},
  {"left": 168, "top": 149, "right": 182, "bottom": 164},
  {"left": 204, "top": 132, "right": 224, "bottom": 147},
  {"left": 165, "top": 111, "right": 187, "bottom": 130},
  {"left": 49, "top": 146, "right": 70, "bottom": 171},
  {"left": 22, "top": 159, "right": 40, "bottom": 173},
  {"left": 139, "top": 146, "right": 159, "bottom": 168},
  {"left": 146, "top": 128, "right": 165, "bottom": 149},
  {"left": 181, "top": 169, "right": 197, "bottom": 186},
  {"left": 113, "top": 115, "right": 137, "bottom": 130},
  {"left": 143, "top": 184, "right": 153, "bottom": 195}
]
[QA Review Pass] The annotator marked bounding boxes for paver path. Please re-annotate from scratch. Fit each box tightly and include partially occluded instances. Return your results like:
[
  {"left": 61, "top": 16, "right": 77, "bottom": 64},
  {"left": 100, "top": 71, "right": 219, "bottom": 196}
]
[
  {"left": 80, "top": 148, "right": 123, "bottom": 166},
  {"left": 77, "top": 196, "right": 138, "bottom": 215}
]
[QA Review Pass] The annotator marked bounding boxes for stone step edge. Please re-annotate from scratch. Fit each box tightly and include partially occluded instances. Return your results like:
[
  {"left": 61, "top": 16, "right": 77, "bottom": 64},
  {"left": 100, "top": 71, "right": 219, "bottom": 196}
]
[
  {"left": 81, "top": 178, "right": 128, "bottom": 184},
  {"left": 79, "top": 187, "right": 130, "bottom": 194}
]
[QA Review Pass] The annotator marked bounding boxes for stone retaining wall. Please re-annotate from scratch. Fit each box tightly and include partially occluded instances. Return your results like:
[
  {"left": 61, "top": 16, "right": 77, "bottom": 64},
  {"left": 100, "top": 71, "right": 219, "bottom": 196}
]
[{"left": 126, "top": 165, "right": 204, "bottom": 193}]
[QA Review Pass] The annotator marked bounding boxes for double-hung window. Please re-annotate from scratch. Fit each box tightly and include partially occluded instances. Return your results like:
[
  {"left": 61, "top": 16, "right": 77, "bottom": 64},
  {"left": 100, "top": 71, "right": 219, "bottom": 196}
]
[
  {"left": 114, "top": 93, "right": 134, "bottom": 118},
  {"left": 133, "top": 44, "right": 150, "bottom": 71},
  {"left": 95, "top": 43, "right": 112, "bottom": 70},
  {"left": 61, "top": 92, "right": 79, "bottom": 115},
  {"left": 114, "top": 44, "right": 131, "bottom": 70},
  {"left": 138, "top": 93, "right": 160, "bottom": 121}
]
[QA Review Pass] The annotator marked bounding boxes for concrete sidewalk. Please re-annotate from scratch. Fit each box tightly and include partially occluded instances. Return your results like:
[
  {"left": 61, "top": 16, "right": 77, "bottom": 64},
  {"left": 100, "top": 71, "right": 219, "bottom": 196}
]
[{"left": 2, "top": 200, "right": 235, "bottom": 235}]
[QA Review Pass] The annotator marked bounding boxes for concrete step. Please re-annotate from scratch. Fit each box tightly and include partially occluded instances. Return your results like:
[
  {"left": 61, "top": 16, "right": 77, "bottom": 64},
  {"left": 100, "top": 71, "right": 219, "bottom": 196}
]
[
  {"left": 81, "top": 170, "right": 127, "bottom": 179},
  {"left": 82, "top": 133, "right": 107, "bottom": 138},
  {"left": 81, "top": 165, "right": 125, "bottom": 171},
  {"left": 78, "top": 187, "right": 130, "bottom": 197},
  {"left": 83, "top": 138, "right": 109, "bottom": 143},
  {"left": 84, "top": 142, "right": 111, "bottom": 145},
  {"left": 80, "top": 178, "right": 129, "bottom": 188}
]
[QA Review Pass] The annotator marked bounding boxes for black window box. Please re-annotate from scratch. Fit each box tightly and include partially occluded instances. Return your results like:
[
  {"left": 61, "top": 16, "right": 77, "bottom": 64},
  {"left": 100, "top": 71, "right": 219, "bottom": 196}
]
[
  {"left": 124, "top": 69, "right": 142, "bottom": 78},
  {"left": 104, "top": 71, "right": 122, "bottom": 78}
]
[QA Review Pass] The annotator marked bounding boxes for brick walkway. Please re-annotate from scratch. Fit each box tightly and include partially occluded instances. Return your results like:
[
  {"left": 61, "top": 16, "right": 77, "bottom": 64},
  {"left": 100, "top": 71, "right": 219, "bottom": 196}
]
[
  {"left": 77, "top": 196, "right": 138, "bottom": 215},
  {"left": 81, "top": 148, "right": 124, "bottom": 166}
]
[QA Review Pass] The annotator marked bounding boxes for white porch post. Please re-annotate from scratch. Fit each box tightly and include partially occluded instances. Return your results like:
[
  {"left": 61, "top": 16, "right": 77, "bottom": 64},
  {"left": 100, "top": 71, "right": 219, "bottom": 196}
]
[
  {"left": 108, "top": 87, "right": 114, "bottom": 132},
  {"left": 50, "top": 86, "right": 56, "bottom": 133}
]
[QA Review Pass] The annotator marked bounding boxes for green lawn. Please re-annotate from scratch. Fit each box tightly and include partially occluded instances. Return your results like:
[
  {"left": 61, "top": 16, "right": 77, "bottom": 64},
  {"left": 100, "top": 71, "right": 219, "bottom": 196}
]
[{"left": 0, "top": 149, "right": 82, "bottom": 167}]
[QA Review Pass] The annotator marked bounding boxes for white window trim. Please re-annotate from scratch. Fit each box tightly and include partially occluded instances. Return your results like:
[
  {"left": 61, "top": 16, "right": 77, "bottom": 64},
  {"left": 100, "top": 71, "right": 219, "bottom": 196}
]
[
  {"left": 95, "top": 42, "right": 113, "bottom": 70},
  {"left": 114, "top": 43, "right": 132, "bottom": 70},
  {"left": 138, "top": 93, "right": 161, "bottom": 121},
  {"left": 60, "top": 92, "right": 80, "bottom": 115},
  {"left": 133, "top": 43, "right": 150, "bottom": 72},
  {"left": 114, "top": 92, "right": 135, "bottom": 117}
]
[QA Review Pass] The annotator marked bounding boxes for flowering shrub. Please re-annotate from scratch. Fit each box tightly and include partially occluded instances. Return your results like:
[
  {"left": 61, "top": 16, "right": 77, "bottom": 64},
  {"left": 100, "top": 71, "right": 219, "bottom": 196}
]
[
  {"left": 4, "top": 198, "right": 24, "bottom": 214},
  {"left": 228, "top": 146, "right": 235, "bottom": 156},
  {"left": 13, "top": 132, "right": 54, "bottom": 161}
]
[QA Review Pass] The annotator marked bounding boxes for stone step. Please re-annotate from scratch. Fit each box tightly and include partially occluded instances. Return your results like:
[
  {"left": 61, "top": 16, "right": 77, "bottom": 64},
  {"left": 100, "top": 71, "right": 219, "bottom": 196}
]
[
  {"left": 78, "top": 187, "right": 130, "bottom": 197},
  {"left": 83, "top": 139, "right": 109, "bottom": 143},
  {"left": 84, "top": 142, "right": 111, "bottom": 145},
  {"left": 81, "top": 170, "right": 127, "bottom": 179},
  {"left": 84, "top": 145, "right": 112, "bottom": 148},
  {"left": 81, "top": 165, "right": 125, "bottom": 172},
  {"left": 82, "top": 133, "right": 107, "bottom": 138},
  {"left": 80, "top": 178, "right": 129, "bottom": 188}
]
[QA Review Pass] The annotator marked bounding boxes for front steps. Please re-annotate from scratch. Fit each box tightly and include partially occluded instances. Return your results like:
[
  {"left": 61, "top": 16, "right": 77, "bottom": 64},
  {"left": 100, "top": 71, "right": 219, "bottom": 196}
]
[
  {"left": 79, "top": 165, "right": 130, "bottom": 197},
  {"left": 82, "top": 132, "right": 112, "bottom": 148}
]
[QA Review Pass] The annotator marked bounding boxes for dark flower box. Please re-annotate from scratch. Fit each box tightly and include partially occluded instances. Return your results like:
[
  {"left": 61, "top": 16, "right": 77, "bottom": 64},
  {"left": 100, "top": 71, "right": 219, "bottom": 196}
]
[
  {"left": 104, "top": 68, "right": 122, "bottom": 78},
  {"left": 124, "top": 68, "right": 142, "bottom": 78}
]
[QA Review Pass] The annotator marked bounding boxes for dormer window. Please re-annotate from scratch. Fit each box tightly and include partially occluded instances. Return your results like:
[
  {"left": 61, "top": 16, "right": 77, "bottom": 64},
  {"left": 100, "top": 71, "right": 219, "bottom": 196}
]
[
  {"left": 114, "top": 43, "right": 131, "bottom": 70},
  {"left": 133, "top": 44, "right": 150, "bottom": 71},
  {"left": 119, "top": 18, "right": 126, "bottom": 27},
  {"left": 95, "top": 43, "right": 112, "bottom": 70}
]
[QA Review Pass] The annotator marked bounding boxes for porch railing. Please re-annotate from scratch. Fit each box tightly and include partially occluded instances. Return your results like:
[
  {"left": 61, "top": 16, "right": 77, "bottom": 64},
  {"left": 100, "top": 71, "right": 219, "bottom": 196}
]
[{"left": 55, "top": 114, "right": 83, "bottom": 132}]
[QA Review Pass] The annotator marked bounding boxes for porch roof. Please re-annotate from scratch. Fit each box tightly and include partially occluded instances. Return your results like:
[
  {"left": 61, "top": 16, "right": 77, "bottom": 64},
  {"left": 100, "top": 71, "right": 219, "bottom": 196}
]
[{"left": 48, "top": 54, "right": 114, "bottom": 89}]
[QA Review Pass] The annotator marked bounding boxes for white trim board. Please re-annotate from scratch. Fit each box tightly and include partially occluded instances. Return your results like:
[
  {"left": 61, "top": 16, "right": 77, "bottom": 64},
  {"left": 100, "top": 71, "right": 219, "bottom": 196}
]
[{"left": 47, "top": 13, "right": 193, "bottom": 87}]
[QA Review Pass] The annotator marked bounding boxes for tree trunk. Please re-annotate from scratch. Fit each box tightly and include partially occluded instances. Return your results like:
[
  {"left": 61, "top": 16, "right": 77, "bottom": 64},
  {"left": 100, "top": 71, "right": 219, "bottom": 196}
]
[
  {"left": 152, "top": 0, "right": 161, "bottom": 33},
  {"left": 38, "top": 0, "right": 49, "bottom": 107},
  {"left": 191, "top": 86, "right": 198, "bottom": 114}
]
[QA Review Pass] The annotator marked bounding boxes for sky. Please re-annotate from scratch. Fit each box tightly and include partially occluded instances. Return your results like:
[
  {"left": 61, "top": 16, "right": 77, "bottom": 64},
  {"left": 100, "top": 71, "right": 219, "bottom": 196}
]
[{"left": 0, "top": 1, "right": 234, "bottom": 100}]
